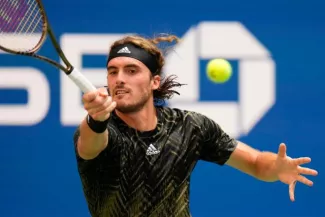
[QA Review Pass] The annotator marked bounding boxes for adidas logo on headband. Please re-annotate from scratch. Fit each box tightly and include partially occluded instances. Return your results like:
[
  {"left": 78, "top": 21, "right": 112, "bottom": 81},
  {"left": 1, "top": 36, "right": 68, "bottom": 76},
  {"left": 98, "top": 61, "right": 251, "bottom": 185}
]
[
  {"left": 117, "top": 46, "right": 131, "bottom": 54},
  {"left": 107, "top": 43, "right": 159, "bottom": 73}
]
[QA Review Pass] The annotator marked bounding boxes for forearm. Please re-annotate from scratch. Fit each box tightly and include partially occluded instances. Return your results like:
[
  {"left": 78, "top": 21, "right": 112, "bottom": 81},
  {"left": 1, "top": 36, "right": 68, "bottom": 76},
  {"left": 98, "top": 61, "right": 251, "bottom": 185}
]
[
  {"left": 78, "top": 117, "right": 108, "bottom": 160},
  {"left": 255, "top": 151, "right": 279, "bottom": 182}
]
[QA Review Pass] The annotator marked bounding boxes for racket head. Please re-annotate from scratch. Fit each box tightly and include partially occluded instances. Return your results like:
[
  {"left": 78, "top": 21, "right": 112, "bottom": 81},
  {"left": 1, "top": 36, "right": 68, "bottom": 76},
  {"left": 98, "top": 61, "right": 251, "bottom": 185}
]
[{"left": 0, "top": 0, "right": 48, "bottom": 55}]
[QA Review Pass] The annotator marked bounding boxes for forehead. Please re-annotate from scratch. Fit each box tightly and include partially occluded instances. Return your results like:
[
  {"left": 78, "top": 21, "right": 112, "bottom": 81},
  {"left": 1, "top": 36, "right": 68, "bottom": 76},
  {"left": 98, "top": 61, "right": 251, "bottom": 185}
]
[{"left": 107, "top": 56, "right": 147, "bottom": 69}]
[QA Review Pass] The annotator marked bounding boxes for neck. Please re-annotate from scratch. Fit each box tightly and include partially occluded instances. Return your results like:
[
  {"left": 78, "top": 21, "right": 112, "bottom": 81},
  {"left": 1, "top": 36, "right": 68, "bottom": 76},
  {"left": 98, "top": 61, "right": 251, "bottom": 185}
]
[{"left": 115, "top": 101, "right": 157, "bottom": 132}]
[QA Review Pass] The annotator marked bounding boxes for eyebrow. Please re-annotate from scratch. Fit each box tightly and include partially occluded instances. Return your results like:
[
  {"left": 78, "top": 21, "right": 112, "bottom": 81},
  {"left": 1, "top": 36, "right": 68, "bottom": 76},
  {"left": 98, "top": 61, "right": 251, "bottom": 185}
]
[{"left": 107, "top": 64, "right": 140, "bottom": 71}]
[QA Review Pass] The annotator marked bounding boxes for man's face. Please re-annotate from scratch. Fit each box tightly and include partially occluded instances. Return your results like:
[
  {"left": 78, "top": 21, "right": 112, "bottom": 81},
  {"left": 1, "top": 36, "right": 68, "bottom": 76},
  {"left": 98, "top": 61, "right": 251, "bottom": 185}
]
[{"left": 107, "top": 57, "right": 160, "bottom": 113}]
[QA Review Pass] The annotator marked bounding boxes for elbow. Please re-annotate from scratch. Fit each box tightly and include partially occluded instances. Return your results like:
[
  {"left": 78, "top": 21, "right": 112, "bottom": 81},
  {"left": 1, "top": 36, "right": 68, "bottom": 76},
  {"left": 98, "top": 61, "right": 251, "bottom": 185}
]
[
  {"left": 77, "top": 138, "right": 101, "bottom": 160},
  {"left": 78, "top": 149, "right": 98, "bottom": 160}
]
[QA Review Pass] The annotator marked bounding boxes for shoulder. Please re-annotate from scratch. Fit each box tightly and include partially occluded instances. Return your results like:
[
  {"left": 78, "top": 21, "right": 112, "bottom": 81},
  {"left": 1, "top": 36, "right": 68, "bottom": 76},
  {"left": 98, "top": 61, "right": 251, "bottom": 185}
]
[{"left": 159, "top": 106, "right": 212, "bottom": 126}]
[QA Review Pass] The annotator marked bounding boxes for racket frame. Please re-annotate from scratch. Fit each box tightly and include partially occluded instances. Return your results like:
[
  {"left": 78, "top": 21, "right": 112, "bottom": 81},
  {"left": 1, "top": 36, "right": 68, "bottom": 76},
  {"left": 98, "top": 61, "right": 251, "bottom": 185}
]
[{"left": 0, "top": 0, "right": 74, "bottom": 74}]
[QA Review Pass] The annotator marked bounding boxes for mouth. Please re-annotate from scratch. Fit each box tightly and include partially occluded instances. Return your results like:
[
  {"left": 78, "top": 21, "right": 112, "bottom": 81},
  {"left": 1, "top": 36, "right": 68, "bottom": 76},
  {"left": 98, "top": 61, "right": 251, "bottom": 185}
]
[{"left": 114, "top": 89, "right": 129, "bottom": 96}]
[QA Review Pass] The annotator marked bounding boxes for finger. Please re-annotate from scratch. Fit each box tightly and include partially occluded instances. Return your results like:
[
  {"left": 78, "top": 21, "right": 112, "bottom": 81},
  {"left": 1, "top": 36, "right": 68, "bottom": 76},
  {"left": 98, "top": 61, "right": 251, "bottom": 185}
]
[
  {"left": 92, "top": 101, "right": 116, "bottom": 120},
  {"left": 289, "top": 181, "right": 296, "bottom": 202},
  {"left": 292, "top": 157, "right": 311, "bottom": 165},
  {"left": 298, "top": 166, "right": 318, "bottom": 176},
  {"left": 84, "top": 98, "right": 105, "bottom": 111},
  {"left": 278, "top": 143, "right": 287, "bottom": 158},
  {"left": 85, "top": 96, "right": 109, "bottom": 112},
  {"left": 87, "top": 97, "right": 112, "bottom": 115},
  {"left": 107, "top": 101, "right": 117, "bottom": 112},
  {"left": 98, "top": 87, "right": 109, "bottom": 97},
  {"left": 296, "top": 175, "right": 313, "bottom": 186},
  {"left": 82, "top": 90, "right": 98, "bottom": 103}
]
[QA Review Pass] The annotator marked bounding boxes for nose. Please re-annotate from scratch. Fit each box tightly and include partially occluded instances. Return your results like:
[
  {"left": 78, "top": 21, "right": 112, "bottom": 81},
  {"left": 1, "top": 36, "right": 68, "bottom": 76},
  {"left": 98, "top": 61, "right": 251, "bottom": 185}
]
[{"left": 116, "top": 71, "right": 126, "bottom": 85}]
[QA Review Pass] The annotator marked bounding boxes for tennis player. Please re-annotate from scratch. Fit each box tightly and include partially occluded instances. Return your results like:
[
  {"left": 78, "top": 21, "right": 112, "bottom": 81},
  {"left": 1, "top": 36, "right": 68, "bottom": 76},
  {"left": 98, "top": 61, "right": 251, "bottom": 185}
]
[{"left": 73, "top": 35, "right": 318, "bottom": 217}]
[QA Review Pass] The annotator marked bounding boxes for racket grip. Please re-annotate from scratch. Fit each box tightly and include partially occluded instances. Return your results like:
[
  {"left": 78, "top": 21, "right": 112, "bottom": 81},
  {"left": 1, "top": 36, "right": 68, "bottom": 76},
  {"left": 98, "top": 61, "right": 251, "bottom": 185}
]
[{"left": 68, "top": 68, "right": 97, "bottom": 93}]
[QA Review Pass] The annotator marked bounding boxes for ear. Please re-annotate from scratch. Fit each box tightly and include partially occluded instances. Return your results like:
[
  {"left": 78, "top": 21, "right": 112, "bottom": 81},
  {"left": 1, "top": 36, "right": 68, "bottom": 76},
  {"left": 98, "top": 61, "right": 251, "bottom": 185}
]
[{"left": 151, "top": 75, "right": 161, "bottom": 90}]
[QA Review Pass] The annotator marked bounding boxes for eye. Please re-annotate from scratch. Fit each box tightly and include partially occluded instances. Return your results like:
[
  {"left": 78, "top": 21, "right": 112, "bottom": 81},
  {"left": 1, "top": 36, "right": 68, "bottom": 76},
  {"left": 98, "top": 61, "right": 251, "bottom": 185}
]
[
  {"left": 128, "top": 69, "right": 136, "bottom": 74},
  {"left": 108, "top": 71, "right": 117, "bottom": 75}
]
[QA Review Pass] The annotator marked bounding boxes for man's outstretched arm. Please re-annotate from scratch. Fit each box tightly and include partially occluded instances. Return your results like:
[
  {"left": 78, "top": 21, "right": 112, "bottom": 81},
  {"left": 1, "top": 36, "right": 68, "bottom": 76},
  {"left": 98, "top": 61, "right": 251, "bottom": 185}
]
[
  {"left": 225, "top": 141, "right": 278, "bottom": 182},
  {"left": 225, "top": 141, "right": 318, "bottom": 201},
  {"left": 77, "top": 117, "right": 109, "bottom": 160},
  {"left": 77, "top": 87, "right": 116, "bottom": 160}
]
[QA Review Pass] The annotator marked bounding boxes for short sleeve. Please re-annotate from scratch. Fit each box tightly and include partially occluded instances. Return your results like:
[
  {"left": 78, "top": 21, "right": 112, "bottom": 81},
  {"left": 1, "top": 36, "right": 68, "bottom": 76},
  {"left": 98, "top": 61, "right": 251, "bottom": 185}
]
[
  {"left": 72, "top": 124, "right": 121, "bottom": 211},
  {"left": 72, "top": 124, "right": 120, "bottom": 172},
  {"left": 197, "top": 113, "right": 238, "bottom": 165}
]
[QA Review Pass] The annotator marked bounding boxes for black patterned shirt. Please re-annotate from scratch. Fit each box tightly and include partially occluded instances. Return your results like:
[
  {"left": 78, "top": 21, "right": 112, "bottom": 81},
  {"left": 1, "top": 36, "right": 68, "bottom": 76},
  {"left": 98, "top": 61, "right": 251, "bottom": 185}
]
[{"left": 73, "top": 106, "right": 238, "bottom": 217}]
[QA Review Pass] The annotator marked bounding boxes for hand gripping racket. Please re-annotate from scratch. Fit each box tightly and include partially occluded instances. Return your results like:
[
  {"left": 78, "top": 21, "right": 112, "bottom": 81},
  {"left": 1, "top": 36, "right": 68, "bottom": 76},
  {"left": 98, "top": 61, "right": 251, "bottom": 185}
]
[{"left": 0, "top": 0, "right": 97, "bottom": 93}]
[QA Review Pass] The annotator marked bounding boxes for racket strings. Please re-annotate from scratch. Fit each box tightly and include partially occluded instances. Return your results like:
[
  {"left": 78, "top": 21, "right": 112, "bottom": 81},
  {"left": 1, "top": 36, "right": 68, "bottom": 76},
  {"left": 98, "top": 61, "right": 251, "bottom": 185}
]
[
  {"left": 0, "top": 0, "right": 45, "bottom": 52},
  {"left": 1, "top": 0, "right": 44, "bottom": 33},
  {"left": 1, "top": 1, "right": 21, "bottom": 32},
  {"left": 17, "top": 0, "right": 42, "bottom": 34}
]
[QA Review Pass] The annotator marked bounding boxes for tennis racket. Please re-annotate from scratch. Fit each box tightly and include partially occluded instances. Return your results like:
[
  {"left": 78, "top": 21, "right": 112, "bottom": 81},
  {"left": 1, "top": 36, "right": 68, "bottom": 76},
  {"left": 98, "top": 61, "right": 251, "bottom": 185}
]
[{"left": 0, "top": 0, "right": 97, "bottom": 93}]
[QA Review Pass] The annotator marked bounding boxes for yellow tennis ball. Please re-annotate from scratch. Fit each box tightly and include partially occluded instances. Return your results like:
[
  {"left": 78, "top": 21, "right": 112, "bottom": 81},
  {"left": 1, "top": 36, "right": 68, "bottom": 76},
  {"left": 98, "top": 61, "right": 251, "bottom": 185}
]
[{"left": 206, "top": 58, "right": 232, "bottom": 83}]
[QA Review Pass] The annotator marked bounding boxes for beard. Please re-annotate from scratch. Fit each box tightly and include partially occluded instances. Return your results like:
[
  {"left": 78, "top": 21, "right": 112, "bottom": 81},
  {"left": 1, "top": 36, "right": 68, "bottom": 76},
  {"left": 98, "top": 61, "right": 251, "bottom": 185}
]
[{"left": 115, "top": 91, "right": 151, "bottom": 114}]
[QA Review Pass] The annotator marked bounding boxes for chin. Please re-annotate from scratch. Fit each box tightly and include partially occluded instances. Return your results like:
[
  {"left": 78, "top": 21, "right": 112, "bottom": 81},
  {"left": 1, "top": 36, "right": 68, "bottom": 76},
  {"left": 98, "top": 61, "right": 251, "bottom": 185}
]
[
  {"left": 116, "top": 104, "right": 142, "bottom": 114},
  {"left": 115, "top": 100, "right": 147, "bottom": 114},
  {"left": 114, "top": 99, "right": 133, "bottom": 112},
  {"left": 114, "top": 92, "right": 151, "bottom": 114}
]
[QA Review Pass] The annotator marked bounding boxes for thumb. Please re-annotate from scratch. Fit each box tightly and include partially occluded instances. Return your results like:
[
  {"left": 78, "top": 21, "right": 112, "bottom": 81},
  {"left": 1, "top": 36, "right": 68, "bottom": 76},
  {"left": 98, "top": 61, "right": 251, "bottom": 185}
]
[
  {"left": 98, "top": 87, "right": 109, "bottom": 97},
  {"left": 278, "top": 143, "right": 287, "bottom": 158},
  {"left": 82, "top": 90, "right": 98, "bottom": 103}
]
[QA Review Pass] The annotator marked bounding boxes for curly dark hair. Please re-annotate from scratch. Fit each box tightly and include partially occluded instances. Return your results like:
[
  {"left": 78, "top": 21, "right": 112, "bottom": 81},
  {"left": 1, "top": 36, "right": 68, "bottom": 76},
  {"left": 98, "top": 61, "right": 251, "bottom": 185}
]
[{"left": 107, "top": 34, "right": 186, "bottom": 105}]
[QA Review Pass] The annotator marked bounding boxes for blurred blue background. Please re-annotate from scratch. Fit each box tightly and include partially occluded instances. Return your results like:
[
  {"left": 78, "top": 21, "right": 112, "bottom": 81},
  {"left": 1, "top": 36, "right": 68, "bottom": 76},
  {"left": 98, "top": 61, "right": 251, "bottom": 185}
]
[{"left": 0, "top": 0, "right": 324, "bottom": 216}]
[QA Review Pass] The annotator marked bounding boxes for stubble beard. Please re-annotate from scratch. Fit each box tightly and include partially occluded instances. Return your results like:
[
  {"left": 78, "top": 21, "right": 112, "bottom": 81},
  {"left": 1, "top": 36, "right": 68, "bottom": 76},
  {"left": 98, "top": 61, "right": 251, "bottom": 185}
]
[{"left": 115, "top": 91, "right": 151, "bottom": 114}]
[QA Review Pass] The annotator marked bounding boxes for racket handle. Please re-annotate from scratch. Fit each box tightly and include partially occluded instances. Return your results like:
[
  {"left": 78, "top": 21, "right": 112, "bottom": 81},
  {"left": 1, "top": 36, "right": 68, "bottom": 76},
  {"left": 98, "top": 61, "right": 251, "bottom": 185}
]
[{"left": 68, "top": 68, "right": 97, "bottom": 93}]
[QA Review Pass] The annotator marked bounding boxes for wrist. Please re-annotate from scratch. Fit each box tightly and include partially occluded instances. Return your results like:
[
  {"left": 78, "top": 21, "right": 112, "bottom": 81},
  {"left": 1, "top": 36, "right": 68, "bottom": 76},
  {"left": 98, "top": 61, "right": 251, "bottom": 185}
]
[
  {"left": 86, "top": 115, "right": 109, "bottom": 133},
  {"left": 255, "top": 152, "right": 279, "bottom": 182}
]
